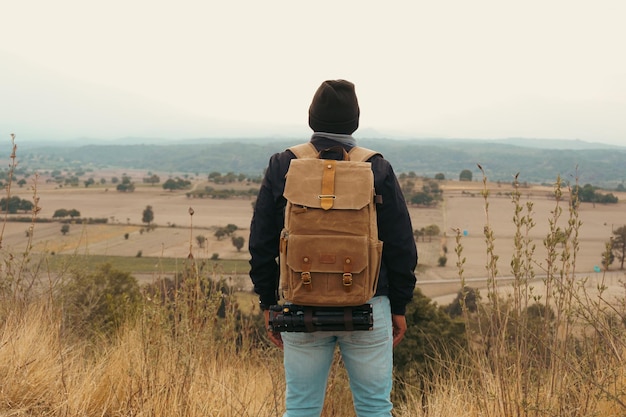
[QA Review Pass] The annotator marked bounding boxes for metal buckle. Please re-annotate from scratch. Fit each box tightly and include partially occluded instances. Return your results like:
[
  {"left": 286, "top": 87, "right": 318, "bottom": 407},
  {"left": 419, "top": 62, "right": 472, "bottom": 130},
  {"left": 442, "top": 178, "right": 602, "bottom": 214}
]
[{"left": 343, "top": 273, "right": 353, "bottom": 286}]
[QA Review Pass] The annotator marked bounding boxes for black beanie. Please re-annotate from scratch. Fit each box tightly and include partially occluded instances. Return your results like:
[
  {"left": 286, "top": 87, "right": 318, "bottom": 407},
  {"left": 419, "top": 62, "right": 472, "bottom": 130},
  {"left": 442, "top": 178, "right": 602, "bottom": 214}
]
[{"left": 308, "top": 80, "right": 360, "bottom": 134}]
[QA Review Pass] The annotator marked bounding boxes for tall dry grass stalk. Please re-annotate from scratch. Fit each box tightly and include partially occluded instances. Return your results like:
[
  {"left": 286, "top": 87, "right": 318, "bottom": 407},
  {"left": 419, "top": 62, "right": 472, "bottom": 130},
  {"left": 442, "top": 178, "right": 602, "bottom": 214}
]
[
  {"left": 0, "top": 134, "right": 47, "bottom": 315},
  {"left": 446, "top": 166, "right": 626, "bottom": 417}
]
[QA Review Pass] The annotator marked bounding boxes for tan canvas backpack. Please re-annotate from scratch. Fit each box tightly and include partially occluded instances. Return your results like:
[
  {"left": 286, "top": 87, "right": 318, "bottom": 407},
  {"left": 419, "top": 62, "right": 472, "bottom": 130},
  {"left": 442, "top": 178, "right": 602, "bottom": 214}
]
[{"left": 279, "top": 143, "right": 383, "bottom": 307}]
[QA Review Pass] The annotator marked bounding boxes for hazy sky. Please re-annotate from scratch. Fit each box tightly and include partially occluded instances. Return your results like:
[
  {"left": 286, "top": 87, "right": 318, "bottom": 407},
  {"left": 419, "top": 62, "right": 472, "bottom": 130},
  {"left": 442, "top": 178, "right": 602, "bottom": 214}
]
[{"left": 1, "top": 0, "right": 625, "bottom": 145}]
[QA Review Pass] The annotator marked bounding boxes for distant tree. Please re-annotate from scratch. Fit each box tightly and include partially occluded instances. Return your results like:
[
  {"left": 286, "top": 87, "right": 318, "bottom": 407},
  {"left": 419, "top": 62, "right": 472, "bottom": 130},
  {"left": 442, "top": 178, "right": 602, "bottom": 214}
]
[
  {"left": 574, "top": 184, "right": 618, "bottom": 205},
  {"left": 68, "top": 209, "right": 81, "bottom": 218},
  {"left": 53, "top": 208, "right": 69, "bottom": 218},
  {"left": 576, "top": 184, "right": 597, "bottom": 203},
  {"left": 598, "top": 193, "right": 618, "bottom": 204},
  {"left": 401, "top": 180, "right": 415, "bottom": 197},
  {"left": 116, "top": 182, "right": 134, "bottom": 192},
  {"left": 225, "top": 224, "right": 238, "bottom": 236},
  {"left": 459, "top": 169, "right": 473, "bottom": 182},
  {"left": 162, "top": 178, "right": 178, "bottom": 191},
  {"left": 196, "top": 235, "right": 207, "bottom": 248},
  {"left": 116, "top": 176, "right": 135, "bottom": 192},
  {"left": 617, "top": 183, "right": 625, "bottom": 192},
  {"left": 17, "top": 178, "right": 27, "bottom": 187},
  {"left": 423, "top": 181, "right": 443, "bottom": 200},
  {"left": 84, "top": 177, "right": 95, "bottom": 188},
  {"left": 0, "top": 196, "right": 23, "bottom": 214},
  {"left": 142, "top": 205, "right": 154, "bottom": 227},
  {"left": 611, "top": 226, "right": 626, "bottom": 270},
  {"left": 410, "top": 191, "right": 433, "bottom": 206},
  {"left": 434, "top": 173, "right": 445, "bottom": 180},
  {"left": 208, "top": 172, "right": 222, "bottom": 182},
  {"left": 143, "top": 174, "right": 160, "bottom": 185},
  {"left": 214, "top": 228, "right": 226, "bottom": 240},
  {"left": 65, "top": 176, "right": 79, "bottom": 187},
  {"left": 162, "top": 177, "right": 191, "bottom": 191},
  {"left": 231, "top": 236, "right": 245, "bottom": 252},
  {"left": 224, "top": 172, "right": 238, "bottom": 183},
  {"left": 424, "top": 224, "right": 441, "bottom": 242},
  {"left": 61, "top": 224, "right": 70, "bottom": 235},
  {"left": 18, "top": 199, "right": 34, "bottom": 213}
]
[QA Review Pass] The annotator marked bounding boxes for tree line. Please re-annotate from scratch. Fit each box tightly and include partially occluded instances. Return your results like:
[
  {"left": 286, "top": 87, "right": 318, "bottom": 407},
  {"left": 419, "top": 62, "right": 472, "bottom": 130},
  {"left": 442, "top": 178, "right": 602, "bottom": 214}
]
[{"left": 17, "top": 139, "right": 626, "bottom": 189}]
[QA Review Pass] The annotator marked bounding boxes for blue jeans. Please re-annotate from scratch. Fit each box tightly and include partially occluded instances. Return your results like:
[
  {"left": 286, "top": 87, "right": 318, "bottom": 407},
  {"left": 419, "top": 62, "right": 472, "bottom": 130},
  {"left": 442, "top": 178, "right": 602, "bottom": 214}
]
[{"left": 281, "top": 296, "right": 393, "bottom": 417}]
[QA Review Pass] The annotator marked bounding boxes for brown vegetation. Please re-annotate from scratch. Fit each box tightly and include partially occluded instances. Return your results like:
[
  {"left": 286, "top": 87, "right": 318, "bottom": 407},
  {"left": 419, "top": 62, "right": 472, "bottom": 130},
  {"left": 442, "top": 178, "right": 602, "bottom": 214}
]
[{"left": 2, "top": 137, "right": 626, "bottom": 416}]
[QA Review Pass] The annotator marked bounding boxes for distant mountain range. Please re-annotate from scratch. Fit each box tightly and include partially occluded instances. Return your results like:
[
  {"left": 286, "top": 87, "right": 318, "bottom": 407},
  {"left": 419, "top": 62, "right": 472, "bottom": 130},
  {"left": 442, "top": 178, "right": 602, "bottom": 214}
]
[
  {"left": 13, "top": 137, "right": 626, "bottom": 190},
  {"left": 490, "top": 138, "right": 621, "bottom": 150}
]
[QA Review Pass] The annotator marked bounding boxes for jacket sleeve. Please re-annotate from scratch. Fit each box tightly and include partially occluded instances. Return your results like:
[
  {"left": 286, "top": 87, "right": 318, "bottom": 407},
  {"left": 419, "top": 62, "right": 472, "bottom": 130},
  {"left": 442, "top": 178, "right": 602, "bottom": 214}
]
[
  {"left": 373, "top": 157, "right": 418, "bottom": 315},
  {"left": 248, "top": 152, "right": 289, "bottom": 309}
]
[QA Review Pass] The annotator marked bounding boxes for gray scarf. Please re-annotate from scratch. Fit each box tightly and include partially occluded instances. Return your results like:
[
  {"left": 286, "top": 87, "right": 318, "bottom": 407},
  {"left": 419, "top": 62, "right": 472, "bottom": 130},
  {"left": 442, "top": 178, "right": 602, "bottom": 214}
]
[{"left": 311, "top": 132, "right": 357, "bottom": 147}]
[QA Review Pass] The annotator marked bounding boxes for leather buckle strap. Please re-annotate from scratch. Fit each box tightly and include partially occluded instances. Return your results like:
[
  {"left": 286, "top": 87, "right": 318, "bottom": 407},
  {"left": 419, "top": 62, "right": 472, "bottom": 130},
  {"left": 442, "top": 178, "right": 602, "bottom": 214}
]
[
  {"left": 343, "top": 257, "right": 353, "bottom": 287},
  {"left": 319, "top": 160, "right": 336, "bottom": 210},
  {"left": 301, "top": 256, "right": 312, "bottom": 289}
]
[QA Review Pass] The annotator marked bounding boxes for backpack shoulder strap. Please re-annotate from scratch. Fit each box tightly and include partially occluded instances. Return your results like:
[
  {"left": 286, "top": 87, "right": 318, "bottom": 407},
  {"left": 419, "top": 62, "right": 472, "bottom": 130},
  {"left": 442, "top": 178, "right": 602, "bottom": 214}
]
[
  {"left": 349, "top": 146, "right": 384, "bottom": 205},
  {"left": 289, "top": 143, "right": 381, "bottom": 161},
  {"left": 288, "top": 143, "right": 318, "bottom": 159},
  {"left": 348, "top": 146, "right": 381, "bottom": 162}
]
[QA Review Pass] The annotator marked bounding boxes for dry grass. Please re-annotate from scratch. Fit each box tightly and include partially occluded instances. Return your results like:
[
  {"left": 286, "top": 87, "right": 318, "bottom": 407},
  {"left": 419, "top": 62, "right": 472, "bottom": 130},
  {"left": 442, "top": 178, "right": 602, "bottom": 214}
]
[
  {"left": 0, "top": 301, "right": 286, "bottom": 417},
  {"left": 3, "top": 136, "right": 626, "bottom": 416}
]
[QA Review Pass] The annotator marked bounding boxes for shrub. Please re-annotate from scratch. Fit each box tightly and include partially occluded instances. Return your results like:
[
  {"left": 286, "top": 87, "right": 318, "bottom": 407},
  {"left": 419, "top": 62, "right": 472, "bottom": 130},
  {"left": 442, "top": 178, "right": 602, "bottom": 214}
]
[
  {"left": 59, "top": 263, "right": 141, "bottom": 339},
  {"left": 394, "top": 288, "right": 466, "bottom": 380}
]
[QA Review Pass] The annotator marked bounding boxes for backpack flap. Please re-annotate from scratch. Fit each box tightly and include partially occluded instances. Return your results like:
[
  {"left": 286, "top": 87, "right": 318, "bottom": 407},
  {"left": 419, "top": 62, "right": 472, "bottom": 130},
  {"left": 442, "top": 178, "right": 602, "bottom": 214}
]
[
  {"left": 284, "top": 158, "right": 373, "bottom": 210},
  {"left": 286, "top": 235, "right": 369, "bottom": 276},
  {"left": 283, "top": 234, "right": 372, "bottom": 306}
]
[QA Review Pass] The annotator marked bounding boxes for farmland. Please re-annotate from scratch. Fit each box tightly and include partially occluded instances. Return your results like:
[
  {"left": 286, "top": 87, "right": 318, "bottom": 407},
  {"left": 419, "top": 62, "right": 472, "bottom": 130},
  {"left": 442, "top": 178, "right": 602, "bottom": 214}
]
[{"left": 3, "top": 169, "right": 624, "bottom": 302}]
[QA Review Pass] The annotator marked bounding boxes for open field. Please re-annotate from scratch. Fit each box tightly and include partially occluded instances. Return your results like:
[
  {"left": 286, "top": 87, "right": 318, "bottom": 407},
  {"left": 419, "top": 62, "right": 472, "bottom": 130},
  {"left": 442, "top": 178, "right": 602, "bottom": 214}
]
[{"left": 2, "top": 174, "right": 625, "bottom": 302}]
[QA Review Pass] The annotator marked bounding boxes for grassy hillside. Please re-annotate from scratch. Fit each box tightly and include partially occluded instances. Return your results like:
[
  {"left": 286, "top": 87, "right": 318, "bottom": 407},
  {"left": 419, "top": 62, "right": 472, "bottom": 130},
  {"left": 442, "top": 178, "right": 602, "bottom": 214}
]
[{"left": 16, "top": 138, "right": 626, "bottom": 189}]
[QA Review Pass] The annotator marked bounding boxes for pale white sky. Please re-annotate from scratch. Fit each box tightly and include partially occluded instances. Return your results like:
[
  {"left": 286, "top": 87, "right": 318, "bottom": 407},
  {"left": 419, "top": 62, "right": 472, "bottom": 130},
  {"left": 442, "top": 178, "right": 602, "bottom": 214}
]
[{"left": 1, "top": 0, "right": 625, "bottom": 145}]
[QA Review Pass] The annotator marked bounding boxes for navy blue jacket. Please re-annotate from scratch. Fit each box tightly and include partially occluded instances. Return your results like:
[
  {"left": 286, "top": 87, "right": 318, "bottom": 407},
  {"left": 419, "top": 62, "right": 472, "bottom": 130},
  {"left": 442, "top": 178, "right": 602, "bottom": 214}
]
[{"left": 248, "top": 136, "right": 417, "bottom": 315}]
